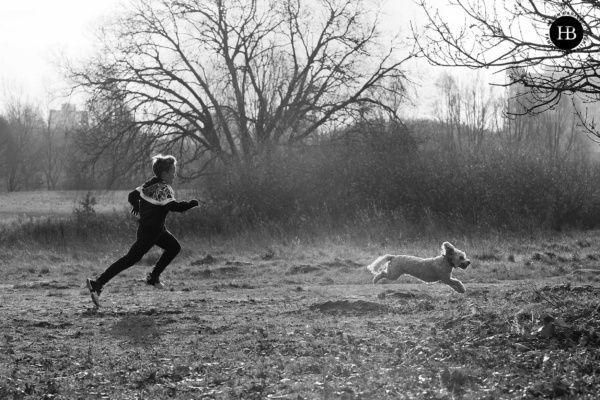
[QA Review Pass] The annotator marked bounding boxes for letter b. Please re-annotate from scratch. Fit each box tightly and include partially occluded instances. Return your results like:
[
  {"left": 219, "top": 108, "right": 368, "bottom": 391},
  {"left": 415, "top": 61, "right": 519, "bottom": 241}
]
[{"left": 557, "top": 26, "right": 577, "bottom": 40}]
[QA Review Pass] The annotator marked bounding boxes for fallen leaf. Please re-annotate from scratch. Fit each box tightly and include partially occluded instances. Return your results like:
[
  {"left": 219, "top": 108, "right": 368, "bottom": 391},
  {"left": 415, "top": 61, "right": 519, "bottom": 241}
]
[
  {"left": 554, "top": 318, "right": 571, "bottom": 329},
  {"left": 514, "top": 343, "right": 530, "bottom": 351},
  {"left": 538, "top": 323, "right": 555, "bottom": 338}
]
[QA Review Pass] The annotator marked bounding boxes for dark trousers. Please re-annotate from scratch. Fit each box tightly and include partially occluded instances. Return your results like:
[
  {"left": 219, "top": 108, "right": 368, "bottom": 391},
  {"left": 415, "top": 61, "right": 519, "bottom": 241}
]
[{"left": 97, "top": 225, "right": 181, "bottom": 287}]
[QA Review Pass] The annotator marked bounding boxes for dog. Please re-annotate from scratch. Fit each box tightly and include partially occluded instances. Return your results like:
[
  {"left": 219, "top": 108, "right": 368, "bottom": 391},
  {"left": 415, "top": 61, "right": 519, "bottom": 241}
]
[{"left": 366, "top": 242, "right": 470, "bottom": 293}]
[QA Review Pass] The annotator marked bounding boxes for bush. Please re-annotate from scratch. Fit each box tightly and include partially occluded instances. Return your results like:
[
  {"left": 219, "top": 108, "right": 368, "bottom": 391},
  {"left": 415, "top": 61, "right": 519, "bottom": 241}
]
[
  {"left": 202, "top": 136, "right": 600, "bottom": 231},
  {"left": 74, "top": 191, "right": 97, "bottom": 221}
]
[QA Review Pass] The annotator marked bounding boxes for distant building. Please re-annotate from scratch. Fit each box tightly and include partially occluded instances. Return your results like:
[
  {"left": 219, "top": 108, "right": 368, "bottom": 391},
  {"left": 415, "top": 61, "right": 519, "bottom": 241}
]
[
  {"left": 49, "top": 103, "right": 87, "bottom": 133},
  {"left": 509, "top": 66, "right": 600, "bottom": 102},
  {"left": 506, "top": 67, "right": 600, "bottom": 161}
]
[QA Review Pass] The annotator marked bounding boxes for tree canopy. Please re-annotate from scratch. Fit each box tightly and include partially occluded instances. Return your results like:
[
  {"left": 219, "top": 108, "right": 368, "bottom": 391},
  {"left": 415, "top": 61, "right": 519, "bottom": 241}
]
[
  {"left": 65, "top": 0, "right": 413, "bottom": 177},
  {"left": 413, "top": 0, "right": 600, "bottom": 137}
]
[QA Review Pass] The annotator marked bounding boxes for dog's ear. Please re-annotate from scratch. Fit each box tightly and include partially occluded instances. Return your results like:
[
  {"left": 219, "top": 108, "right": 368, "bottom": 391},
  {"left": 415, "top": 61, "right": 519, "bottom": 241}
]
[{"left": 442, "top": 242, "right": 455, "bottom": 255}]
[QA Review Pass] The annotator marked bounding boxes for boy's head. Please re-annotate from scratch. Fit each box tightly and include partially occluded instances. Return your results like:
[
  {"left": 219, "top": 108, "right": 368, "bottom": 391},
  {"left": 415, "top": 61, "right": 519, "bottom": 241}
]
[{"left": 151, "top": 154, "right": 177, "bottom": 184}]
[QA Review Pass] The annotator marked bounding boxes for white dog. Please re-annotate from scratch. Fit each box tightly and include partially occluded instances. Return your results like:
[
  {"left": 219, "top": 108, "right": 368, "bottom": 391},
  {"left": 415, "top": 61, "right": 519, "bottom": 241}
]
[{"left": 366, "top": 242, "right": 470, "bottom": 293}]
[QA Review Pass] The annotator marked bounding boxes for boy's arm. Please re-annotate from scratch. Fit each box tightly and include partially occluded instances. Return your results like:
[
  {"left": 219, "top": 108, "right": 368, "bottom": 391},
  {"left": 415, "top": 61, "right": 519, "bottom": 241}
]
[
  {"left": 128, "top": 189, "right": 141, "bottom": 215},
  {"left": 166, "top": 199, "right": 200, "bottom": 213}
]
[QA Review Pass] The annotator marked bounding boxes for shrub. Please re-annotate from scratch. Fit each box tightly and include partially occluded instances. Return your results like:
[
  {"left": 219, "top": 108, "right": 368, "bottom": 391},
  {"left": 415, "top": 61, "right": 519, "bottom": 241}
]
[
  {"left": 74, "top": 191, "right": 97, "bottom": 221},
  {"left": 202, "top": 136, "right": 600, "bottom": 231}
]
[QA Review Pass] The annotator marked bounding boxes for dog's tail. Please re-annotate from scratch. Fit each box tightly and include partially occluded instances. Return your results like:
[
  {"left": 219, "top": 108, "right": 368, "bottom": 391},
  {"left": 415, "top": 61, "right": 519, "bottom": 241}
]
[{"left": 366, "top": 255, "right": 395, "bottom": 275}]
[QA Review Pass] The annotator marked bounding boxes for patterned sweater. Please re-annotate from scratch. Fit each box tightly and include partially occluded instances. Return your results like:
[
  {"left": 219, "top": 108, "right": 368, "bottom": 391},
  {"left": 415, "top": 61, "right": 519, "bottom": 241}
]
[{"left": 128, "top": 177, "right": 197, "bottom": 229}]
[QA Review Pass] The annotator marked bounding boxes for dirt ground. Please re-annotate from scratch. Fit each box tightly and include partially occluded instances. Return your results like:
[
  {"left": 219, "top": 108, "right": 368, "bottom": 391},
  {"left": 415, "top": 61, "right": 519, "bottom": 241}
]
[{"left": 1, "top": 276, "right": 599, "bottom": 399}]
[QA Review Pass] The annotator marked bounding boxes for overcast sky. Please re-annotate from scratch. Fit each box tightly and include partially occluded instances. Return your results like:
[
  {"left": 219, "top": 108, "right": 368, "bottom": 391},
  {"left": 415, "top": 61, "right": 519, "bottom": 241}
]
[
  {"left": 0, "top": 0, "right": 502, "bottom": 114},
  {"left": 0, "top": 0, "right": 121, "bottom": 107}
]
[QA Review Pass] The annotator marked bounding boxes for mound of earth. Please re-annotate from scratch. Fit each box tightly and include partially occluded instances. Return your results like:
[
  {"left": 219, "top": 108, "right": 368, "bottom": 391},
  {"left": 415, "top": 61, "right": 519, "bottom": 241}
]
[
  {"left": 286, "top": 264, "right": 320, "bottom": 275},
  {"left": 13, "top": 280, "right": 72, "bottom": 290},
  {"left": 190, "top": 254, "right": 218, "bottom": 266},
  {"left": 310, "top": 300, "right": 389, "bottom": 314},
  {"left": 213, "top": 265, "right": 242, "bottom": 274},
  {"left": 321, "top": 259, "right": 363, "bottom": 268},
  {"left": 377, "top": 290, "right": 418, "bottom": 300},
  {"left": 110, "top": 315, "right": 161, "bottom": 344}
]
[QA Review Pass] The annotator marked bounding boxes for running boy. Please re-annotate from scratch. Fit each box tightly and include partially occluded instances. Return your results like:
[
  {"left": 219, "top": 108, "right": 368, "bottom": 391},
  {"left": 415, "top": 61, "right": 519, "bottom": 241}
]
[{"left": 86, "top": 154, "right": 199, "bottom": 307}]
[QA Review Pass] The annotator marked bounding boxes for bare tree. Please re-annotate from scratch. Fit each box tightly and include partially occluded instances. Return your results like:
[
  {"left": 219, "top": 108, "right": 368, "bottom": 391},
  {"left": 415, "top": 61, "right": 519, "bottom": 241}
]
[
  {"left": 40, "top": 106, "right": 70, "bottom": 190},
  {"left": 433, "top": 73, "right": 461, "bottom": 150},
  {"left": 39, "top": 123, "right": 61, "bottom": 190},
  {"left": 0, "top": 116, "right": 10, "bottom": 184},
  {"left": 432, "top": 72, "right": 500, "bottom": 151},
  {"left": 1, "top": 97, "right": 43, "bottom": 192},
  {"left": 500, "top": 90, "right": 587, "bottom": 160},
  {"left": 413, "top": 0, "right": 600, "bottom": 137},
  {"left": 64, "top": 0, "right": 413, "bottom": 177}
]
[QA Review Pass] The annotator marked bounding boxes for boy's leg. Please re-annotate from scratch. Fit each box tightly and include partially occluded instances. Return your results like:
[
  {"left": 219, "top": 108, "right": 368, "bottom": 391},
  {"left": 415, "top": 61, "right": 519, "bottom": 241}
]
[
  {"left": 96, "top": 226, "right": 159, "bottom": 287},
  {"left": 148, "top": 230, "right": 181, "bottom": 280},
  {"left": 86, "top": 278, "right": 102, "bottom": 307}
]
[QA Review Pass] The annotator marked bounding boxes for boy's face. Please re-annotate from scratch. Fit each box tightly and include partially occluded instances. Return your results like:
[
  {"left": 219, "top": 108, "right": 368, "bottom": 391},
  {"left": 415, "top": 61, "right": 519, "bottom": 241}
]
[{"left": 162, "top": 165, "right": 177, "bottom": 184}]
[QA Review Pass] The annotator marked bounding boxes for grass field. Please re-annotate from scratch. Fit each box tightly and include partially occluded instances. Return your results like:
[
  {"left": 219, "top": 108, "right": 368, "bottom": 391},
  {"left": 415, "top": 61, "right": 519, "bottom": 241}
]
[
  {"left": 1, "top": 191, "right": 600, "bottom": 399},
  {"left": 0, "top": 191, "right": 129, "bottom": 220}
]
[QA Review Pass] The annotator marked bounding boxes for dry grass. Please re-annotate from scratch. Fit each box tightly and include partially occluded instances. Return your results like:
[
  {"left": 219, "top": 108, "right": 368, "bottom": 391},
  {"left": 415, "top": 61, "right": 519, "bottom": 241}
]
[
  {"left": 0, "top": 190, "right": 201, "bottom": 221},
  {"left": 0, "top": 191, "right": 127, "bottom": 220},
  {"left": 1, "top": 193, "right": 600, "bottom": 399}
]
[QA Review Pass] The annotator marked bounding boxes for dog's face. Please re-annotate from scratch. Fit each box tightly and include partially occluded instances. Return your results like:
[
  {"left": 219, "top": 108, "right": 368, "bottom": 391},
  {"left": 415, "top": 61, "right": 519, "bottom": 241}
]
[{"left": 442, "top": 242, "right": 471, "bottom": 269}]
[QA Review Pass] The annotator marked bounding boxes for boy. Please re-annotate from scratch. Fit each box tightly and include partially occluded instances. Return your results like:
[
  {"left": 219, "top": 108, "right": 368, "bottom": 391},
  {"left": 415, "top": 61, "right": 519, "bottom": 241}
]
[{"left": 86, "top": 154, "right": 199, "bottom": 307}]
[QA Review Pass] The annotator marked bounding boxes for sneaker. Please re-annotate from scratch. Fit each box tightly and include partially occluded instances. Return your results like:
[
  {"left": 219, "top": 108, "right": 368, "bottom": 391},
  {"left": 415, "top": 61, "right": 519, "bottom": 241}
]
[
  {"left": 144, "top": 274, "right": 166, "bottom": 290},
  {"left": 86, "top": 278, "right": 102, "bottom": 307}
]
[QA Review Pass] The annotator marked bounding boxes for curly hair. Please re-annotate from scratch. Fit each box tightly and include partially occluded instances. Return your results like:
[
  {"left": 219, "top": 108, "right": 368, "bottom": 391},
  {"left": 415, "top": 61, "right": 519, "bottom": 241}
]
[{"left": 151, "top": 154, "right": 177, "bottom": 178}]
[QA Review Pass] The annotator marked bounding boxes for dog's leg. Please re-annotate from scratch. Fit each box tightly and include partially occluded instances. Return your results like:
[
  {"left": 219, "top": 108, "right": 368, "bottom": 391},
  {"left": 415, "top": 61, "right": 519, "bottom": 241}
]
[
  {"left": 443, "top": 277, "right": 466, "bottom": 293},
  {"left": 373, "top": 271, "right": 388, "bottom": 284}
]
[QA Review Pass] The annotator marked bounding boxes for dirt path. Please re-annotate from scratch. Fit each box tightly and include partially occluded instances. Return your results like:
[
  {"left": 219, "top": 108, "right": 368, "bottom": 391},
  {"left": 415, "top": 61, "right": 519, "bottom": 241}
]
[{"left": 1, "top": 279, "right": 599, "bottom": 399}]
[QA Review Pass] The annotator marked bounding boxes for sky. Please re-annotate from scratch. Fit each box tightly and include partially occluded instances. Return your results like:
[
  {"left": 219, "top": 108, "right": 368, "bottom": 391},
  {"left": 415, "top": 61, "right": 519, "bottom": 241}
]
[
  {"left": 0, "top": 0, "right": 502, "bottom": 114},
  {"left": 0, "top": 0, "right": 121, "bottom": 108}
]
